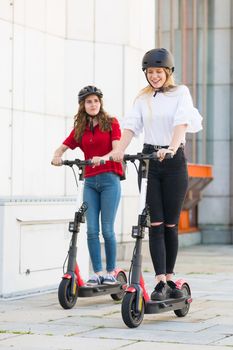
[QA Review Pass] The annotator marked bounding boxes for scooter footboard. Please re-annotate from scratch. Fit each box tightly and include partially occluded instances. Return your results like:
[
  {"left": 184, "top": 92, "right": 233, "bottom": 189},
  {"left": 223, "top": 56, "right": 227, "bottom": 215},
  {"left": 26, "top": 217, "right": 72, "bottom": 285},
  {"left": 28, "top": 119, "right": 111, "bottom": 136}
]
[
  {"left": 145, "top": 297, "right": 190, "bottom": 314},
  {"left": 78, "top": 283, "right": 122, "bottom": 297}
]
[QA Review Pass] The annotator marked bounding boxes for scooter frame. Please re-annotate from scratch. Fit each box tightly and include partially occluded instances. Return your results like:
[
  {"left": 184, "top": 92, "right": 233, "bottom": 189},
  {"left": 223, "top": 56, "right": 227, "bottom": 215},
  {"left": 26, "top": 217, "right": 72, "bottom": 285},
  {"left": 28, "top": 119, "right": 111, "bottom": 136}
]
[
  {"left": 120, "top": 153, "right": 192, "bottom": 328},
  {"left": 58, "top": 159, "right": 127, "bottom": 309}
]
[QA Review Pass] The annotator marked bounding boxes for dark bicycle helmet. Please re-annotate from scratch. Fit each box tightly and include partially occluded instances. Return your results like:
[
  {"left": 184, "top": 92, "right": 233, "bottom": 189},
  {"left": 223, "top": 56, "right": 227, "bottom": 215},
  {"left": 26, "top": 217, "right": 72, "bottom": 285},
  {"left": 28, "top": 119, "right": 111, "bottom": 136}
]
[
  {"left": 78, "top": 85, "right": 103, "bottom": 103},
  {"left": 142, "top": 48, "right": 175, "bottom": 72}
]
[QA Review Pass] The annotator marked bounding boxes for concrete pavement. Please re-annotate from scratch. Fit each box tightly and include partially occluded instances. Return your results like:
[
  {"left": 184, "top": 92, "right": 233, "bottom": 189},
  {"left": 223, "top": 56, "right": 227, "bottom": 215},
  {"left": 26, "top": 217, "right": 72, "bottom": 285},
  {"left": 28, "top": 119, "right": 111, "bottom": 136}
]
[{"left": 0, "top": 244, "right": 233, "bottom": 350}]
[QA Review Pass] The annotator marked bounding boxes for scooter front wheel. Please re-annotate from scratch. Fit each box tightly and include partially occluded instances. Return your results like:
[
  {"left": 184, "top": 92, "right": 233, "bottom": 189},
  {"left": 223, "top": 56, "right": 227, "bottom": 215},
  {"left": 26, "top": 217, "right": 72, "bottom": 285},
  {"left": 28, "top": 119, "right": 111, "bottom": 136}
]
[
  {"left": 121, "top": 292, "right": 144, "bottom": 328},
  {"left": 58, "top": 278, "right": 78, "bottom": 309}
]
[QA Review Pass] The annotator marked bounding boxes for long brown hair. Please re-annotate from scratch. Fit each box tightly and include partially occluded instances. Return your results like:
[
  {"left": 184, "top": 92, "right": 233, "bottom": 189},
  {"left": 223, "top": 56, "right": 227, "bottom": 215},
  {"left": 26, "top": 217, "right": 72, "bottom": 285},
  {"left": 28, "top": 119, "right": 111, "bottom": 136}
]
[{"left": 74, "top": 97, "right": 113, "bottom": 142}]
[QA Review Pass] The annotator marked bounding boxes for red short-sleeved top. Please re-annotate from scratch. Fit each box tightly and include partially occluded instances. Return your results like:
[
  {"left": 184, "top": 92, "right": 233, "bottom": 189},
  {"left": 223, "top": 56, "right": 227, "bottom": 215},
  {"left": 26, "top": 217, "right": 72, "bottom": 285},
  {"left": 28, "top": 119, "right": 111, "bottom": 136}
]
[{"left": 63, "top": 118, "right": 123, "bottom": 178}]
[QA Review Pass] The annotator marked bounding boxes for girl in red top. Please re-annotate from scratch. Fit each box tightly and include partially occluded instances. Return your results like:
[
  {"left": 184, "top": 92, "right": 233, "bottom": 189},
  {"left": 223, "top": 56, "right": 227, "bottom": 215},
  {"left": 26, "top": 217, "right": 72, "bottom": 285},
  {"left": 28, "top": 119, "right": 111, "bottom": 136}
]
[{"left": 52, "top": 86, "right": 123, "bottom": 285}]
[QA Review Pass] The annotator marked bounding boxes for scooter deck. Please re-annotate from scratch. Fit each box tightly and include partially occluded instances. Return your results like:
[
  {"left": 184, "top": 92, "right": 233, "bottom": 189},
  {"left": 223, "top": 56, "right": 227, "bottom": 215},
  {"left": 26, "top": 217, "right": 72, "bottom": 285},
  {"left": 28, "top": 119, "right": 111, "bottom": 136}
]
[
  {"left": 145, "top": 296, "right": 190, "bottom": 314},
  {"left": 78, "top": 282, "right": 122, "bottom": 297}
]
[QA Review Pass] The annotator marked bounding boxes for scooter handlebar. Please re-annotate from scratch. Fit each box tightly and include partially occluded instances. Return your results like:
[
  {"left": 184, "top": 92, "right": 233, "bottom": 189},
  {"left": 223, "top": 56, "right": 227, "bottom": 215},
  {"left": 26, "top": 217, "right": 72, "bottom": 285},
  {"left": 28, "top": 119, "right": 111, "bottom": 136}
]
[
  {"left": 61, "top": 159, "right": 105, "bottom": 167},
  {"left": 109, "top": 152, "right": 173, "bottom": 162}
]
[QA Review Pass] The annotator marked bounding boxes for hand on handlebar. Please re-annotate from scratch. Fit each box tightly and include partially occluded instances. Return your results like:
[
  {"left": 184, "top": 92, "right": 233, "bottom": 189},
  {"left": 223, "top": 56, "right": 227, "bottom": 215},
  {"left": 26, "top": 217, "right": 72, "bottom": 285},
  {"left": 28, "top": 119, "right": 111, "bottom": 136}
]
[
  {"left": 109, "top": 150, "right": 125, "bottom": 162},
  {"left": 51, "top": 156, "right": 63, "bottom": 166},
  {"left": 157, "top": 148, "right": 175, "bottom": 162},
  {"left": 90, "top": 156, "right": 107, "bottom": 167}
]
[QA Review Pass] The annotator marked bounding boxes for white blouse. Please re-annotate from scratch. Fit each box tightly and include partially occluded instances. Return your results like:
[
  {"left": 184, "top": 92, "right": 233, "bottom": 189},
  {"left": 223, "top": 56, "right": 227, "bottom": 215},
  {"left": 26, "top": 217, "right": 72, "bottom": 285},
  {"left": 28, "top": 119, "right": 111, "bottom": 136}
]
[{"left": 123, "top": 85, "right": 203, "bottom": 146}]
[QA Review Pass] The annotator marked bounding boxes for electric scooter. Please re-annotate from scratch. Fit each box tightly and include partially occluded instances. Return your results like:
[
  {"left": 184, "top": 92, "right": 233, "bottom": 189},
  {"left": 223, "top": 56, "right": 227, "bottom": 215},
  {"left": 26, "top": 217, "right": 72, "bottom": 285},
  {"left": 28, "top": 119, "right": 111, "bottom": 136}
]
[
  {"left": 58, "top": 159, "right": 127, "bottom": 309},
  {"left": 120, "top": 152, "right": 192, "bottom": 328}
]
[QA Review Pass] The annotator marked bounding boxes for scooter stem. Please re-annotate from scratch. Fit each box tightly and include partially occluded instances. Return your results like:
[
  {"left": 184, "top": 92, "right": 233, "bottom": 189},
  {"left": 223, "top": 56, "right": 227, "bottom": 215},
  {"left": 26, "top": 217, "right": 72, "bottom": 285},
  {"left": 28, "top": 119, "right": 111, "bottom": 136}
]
[{"left": 131, "top": 237, "right": 143, "bottom": 284}]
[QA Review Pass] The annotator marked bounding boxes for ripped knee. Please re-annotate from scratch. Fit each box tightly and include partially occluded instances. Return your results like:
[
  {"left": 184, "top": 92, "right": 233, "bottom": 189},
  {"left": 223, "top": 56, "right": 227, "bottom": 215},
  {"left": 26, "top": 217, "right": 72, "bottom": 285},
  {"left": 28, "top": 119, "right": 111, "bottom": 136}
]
[
  {"left": 149, "top": 222, "right": 164, "bottom": 239},
  {"left": 164, "top": 224, "right": 178, "bottom": 235},
  {"left": 165, "top": 223, "right": 176, "bottom": 227},
  {"left": 151, "top": 222, "right": 163, "bottom": 226}
]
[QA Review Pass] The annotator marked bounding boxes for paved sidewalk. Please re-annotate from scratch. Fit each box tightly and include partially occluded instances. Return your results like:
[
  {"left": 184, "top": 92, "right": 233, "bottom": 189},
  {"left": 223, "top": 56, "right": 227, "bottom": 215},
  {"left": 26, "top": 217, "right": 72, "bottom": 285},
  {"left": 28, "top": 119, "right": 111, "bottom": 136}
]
[{"left": 0, "top": 244, "right": 233, "bottom": 350}]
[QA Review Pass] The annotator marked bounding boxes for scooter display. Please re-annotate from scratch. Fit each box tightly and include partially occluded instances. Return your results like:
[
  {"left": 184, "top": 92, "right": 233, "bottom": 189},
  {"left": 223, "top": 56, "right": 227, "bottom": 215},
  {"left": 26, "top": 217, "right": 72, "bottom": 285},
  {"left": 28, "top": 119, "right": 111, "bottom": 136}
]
[
  {"left": 58, "top": 159, "right": 127, "bottom": 309},
  {"left": 120, "top": 152, "right": 192, "bottom": 328}
]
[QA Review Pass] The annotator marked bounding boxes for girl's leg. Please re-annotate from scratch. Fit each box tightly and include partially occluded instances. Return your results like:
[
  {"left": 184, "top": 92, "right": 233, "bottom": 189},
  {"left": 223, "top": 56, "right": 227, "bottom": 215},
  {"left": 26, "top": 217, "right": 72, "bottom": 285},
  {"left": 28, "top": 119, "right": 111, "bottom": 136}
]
[
  {"left": 146, "top": 166, "right": 166, "bottom": 278},
  {"left": 164, "top": 225, "right": 178, "bottom": 277},
  {"left": 162, "top": 150, "right": 188, "bottom": 276},
  {"left": 149, "top": 224, "right": 166, "bottom": 280},
  {"left": 146, "top": 164, "right": 169, "bottom": 300},
  {"left": 99, "top": 173, "right": 121, "bottom": 273},
  {"left": 83, "top": 178, "right": 102, "bottom": 274}
]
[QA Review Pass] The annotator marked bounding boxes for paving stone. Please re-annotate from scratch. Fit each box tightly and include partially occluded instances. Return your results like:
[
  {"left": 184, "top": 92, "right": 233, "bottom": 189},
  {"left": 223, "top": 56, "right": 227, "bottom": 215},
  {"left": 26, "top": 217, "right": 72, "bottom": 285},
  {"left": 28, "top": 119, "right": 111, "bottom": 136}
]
[
  {"left": 214, "top": 335, "right": 233, "bottom": 346},
  {"left": 77, "top": 327, "right": 225, "bottom": 345},
  {"left": 0, "top": 333, "right": 133, "bottom": 350}
]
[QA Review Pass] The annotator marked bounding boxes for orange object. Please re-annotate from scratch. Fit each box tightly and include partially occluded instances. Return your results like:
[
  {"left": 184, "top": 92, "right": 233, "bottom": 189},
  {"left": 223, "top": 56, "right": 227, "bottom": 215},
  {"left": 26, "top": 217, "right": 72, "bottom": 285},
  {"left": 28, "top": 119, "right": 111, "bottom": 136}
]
[
  {"left": 187, "top": 163, "right": 213, "bottom": 178},
  {"left": 178, "top": 163, "right": 213, "bottom": 233}
]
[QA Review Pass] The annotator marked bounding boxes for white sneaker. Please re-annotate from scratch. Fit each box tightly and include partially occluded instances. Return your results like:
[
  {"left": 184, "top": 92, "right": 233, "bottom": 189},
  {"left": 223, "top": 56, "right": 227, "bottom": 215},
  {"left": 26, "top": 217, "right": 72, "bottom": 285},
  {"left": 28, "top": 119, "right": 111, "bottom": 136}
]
[
  {"left": 102, "top": 274, "right": 118, "bottom": 285},
  {"left": 86, "top": 274, "right": 103, "bottom": 286}
]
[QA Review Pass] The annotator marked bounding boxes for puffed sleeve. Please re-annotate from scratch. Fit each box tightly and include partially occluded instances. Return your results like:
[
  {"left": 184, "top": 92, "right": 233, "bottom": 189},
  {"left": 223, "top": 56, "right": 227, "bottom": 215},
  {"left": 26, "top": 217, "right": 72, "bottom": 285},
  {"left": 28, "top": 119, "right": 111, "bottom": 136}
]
[
  {"left": 173, "top": 85, "right": 203, "bottom": 133},
  {"left": 123, "top": 97, "right": 143, "bottom": 136}
]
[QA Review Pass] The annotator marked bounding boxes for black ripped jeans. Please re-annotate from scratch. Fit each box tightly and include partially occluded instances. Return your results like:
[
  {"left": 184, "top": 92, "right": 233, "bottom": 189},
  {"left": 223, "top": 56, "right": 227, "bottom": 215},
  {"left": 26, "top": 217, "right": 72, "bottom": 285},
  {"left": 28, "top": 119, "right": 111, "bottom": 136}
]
[{"left": 143, "top": 145, "right": 188, "bottom": 276}]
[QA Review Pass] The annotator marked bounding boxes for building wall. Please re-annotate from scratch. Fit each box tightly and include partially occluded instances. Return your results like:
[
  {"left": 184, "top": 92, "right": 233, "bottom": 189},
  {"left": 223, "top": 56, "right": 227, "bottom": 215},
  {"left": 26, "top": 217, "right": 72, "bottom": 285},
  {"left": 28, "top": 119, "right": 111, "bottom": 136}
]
[
  {"left": 198, "top": 0, "right": 233, "bottom": 243},
  {"left": 0, "top": 0, "right": 155, "bottom": 202},
  {"left": 154, "top": 0, "right": 232, "bottom": 242}
]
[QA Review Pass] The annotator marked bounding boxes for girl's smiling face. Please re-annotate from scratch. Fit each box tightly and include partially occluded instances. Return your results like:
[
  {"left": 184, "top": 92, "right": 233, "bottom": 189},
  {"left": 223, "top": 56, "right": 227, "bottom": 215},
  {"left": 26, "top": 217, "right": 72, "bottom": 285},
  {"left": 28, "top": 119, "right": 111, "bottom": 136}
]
[{"left": 146, "top": 67, "right": 167, "bottom": 90}]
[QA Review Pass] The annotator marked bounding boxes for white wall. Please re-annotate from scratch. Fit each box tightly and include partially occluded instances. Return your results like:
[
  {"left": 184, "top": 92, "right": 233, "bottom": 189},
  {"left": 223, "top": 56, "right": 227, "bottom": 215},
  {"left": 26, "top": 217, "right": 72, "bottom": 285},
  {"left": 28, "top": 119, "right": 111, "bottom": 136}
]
[{"left": 0, "top": 0, "right": 155, "bottom": 296}]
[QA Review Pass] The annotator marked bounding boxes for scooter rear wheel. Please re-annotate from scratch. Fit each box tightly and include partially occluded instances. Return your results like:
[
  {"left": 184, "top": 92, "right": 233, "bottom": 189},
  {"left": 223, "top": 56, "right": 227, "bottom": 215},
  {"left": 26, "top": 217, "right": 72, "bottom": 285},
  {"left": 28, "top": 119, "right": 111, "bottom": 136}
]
[
  {"left": 121, "top": 292, "right": 144, "bottom": 328},
  {"left": 58, "top": 278, "right": 78, "bottom": 309},
  {"left": 111, "top": 272, "right": 127, "bottom": 301},
  {"left": 174, "top": 283, "right": 191, "bottom": 317}
]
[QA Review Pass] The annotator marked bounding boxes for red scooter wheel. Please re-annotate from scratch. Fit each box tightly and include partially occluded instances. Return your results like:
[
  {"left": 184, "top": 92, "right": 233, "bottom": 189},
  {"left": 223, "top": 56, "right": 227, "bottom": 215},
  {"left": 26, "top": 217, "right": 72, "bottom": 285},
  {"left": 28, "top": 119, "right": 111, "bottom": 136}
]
[
  {"left": 58, "top": 278, "right": 78, "bottom": 309},
  {"left": 121, "top": 292, "right": 144, "bottom": 328}
]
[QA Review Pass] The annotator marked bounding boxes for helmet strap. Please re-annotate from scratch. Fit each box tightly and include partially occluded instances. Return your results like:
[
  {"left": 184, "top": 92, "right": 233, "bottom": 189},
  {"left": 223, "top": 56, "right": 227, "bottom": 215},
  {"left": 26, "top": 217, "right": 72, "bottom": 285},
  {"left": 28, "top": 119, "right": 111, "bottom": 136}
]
[{"left": 86, "top": 115, "right": 96, "bottom": 134}]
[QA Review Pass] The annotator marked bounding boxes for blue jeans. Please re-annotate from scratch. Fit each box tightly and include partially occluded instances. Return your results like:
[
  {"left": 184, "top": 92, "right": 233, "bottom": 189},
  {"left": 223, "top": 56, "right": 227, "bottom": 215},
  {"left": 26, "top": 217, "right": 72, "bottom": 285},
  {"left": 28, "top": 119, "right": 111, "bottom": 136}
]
[{"left": 83, "top": 172, "right": 121, "bottom": 273}]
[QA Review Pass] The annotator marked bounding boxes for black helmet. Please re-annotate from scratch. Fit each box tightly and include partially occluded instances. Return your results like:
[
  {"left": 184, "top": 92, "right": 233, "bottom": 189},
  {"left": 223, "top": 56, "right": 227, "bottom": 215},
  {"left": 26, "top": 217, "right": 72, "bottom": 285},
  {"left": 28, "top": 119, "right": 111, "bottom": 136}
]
[
  {"left": 78, "top": 85, "right": 103, "bottom": 103},
  {"left": 142, "top": 48, "right": 174, "bottom": 72}
]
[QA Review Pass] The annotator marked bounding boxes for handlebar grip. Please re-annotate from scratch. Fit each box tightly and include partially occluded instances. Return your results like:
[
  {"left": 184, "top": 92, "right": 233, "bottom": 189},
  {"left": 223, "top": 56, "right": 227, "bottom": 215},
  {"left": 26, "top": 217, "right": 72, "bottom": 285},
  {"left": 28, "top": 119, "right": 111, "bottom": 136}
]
[
  {"left": 51, "top": 160, "right": 64, "bottom": 166},
  {"left": 164, "top": 153, "right": 173, "bottom": 159}
]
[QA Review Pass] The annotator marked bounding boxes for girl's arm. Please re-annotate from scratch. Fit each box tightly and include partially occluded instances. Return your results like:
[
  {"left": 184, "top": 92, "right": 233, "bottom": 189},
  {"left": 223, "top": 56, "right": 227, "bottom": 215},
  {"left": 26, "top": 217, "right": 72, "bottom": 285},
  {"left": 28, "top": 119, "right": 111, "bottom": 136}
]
[
  {"left": 157, "top": 124, "right": 188, "bottom": 160},
  {"left": 168, "top": 124, "right": 188, "bottom": 153},
  {"left": 91, "top": 129, "right": 134, "bottom": 165},
  {"left": 51, "top": 144, "right": 69, "bottom": 166},
  {"left": 109, "top": 129, "right": 134, "bottom": 161}
]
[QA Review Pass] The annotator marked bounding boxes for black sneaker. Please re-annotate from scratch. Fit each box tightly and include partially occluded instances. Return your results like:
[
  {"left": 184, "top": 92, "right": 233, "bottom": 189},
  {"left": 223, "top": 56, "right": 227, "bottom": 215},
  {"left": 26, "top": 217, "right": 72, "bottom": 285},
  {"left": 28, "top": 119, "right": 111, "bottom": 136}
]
[
  {"left": 167, "top": 280, "right": 184, "bottom": 299},
  {"left": 151, "top": 281, "right": 168, "bottom": 301}
]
